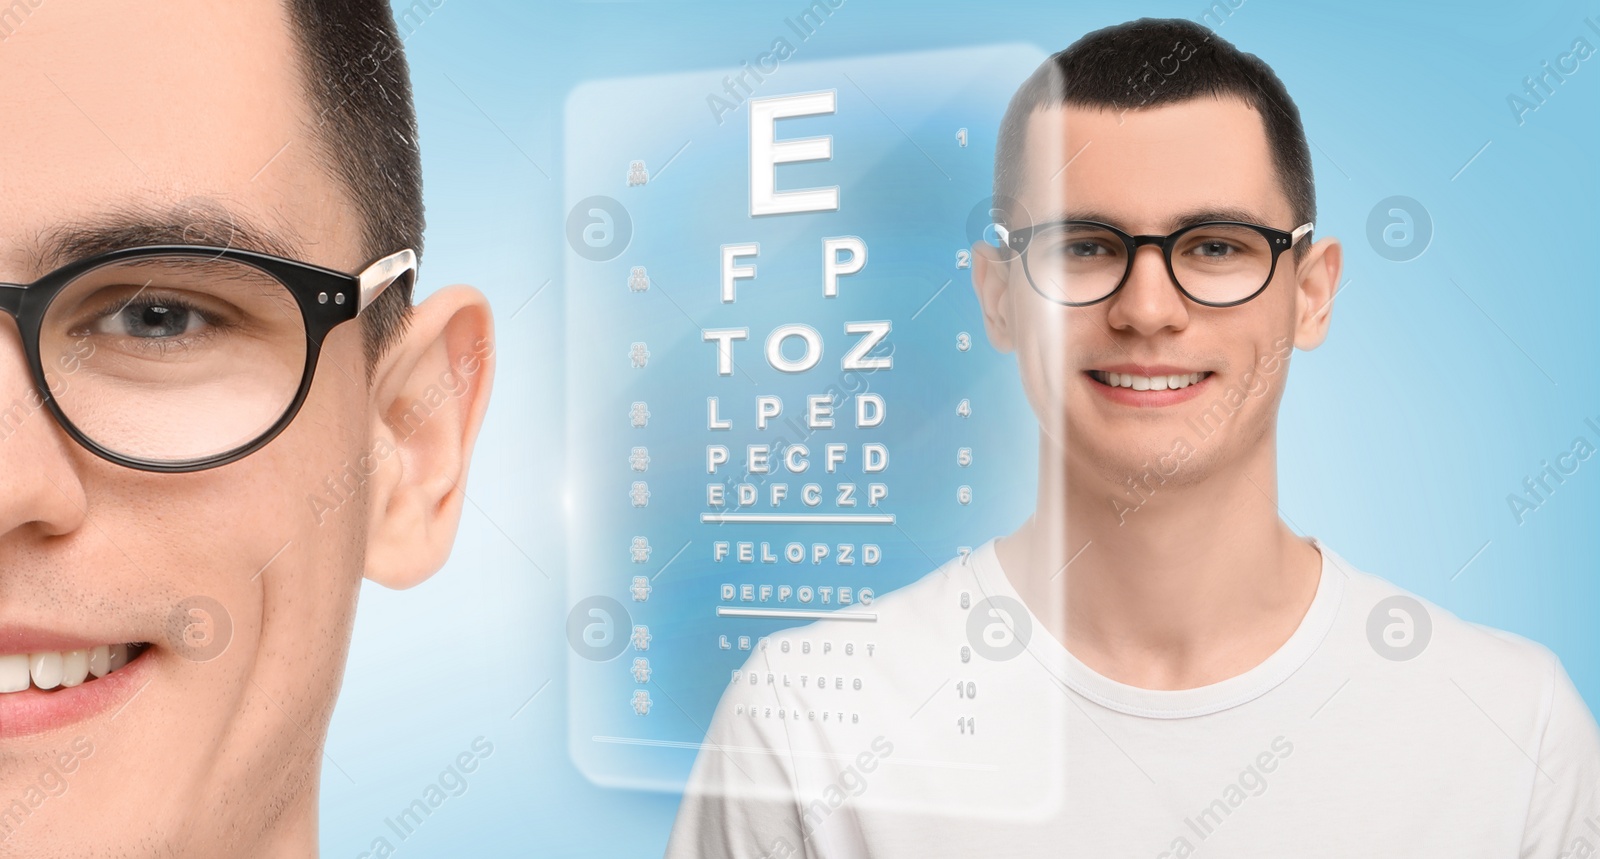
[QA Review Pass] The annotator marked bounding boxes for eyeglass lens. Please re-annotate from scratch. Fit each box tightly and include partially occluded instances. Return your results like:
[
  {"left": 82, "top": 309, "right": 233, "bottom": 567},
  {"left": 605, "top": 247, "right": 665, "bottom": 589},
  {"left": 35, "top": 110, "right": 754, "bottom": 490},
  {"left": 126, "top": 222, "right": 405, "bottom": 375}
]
[{"left": 38, "top": 255, "right": 308, "bottom": 464}]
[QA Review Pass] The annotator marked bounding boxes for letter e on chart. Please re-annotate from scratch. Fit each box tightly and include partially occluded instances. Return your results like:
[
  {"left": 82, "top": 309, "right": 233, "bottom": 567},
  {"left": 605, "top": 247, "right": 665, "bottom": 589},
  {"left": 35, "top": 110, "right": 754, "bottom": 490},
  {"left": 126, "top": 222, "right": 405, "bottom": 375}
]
[{"left": 749, "top": 91, "right": 839, "bottom": 216}]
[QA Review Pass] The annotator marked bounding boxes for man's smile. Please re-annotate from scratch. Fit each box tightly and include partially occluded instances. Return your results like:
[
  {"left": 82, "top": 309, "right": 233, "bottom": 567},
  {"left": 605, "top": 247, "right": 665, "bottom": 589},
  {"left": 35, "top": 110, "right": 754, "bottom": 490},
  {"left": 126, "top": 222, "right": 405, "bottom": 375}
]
[
  {"left": 0, "top": 630, "right": 153, "bottom": 738},
  {"left": 0, "top": 643, "right": 148, "bottom": 693},
  {"left": 1084, "top": 364, "right": 1215, "bottom": 407}
]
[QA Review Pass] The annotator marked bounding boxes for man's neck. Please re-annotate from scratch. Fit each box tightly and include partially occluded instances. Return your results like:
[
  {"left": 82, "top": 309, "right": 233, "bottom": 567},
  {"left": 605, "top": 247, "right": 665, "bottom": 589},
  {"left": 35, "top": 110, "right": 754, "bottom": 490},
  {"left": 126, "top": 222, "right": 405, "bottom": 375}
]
[{"left": 995, "top": 433, "right": 1322, "bottom": 691}]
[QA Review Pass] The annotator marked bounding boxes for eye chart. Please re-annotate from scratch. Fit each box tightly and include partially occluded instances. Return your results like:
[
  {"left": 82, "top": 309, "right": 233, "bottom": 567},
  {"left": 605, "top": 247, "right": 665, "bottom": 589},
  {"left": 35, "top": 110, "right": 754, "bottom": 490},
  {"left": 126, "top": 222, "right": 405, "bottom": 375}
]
[{"left": 563, "top": 44, "right": 1046, "bottom": 791}]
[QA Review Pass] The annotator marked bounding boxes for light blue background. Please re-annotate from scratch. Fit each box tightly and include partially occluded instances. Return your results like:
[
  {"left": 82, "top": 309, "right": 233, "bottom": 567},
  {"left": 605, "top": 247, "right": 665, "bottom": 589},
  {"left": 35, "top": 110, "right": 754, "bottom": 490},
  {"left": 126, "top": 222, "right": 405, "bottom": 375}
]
[{"left": 320, "top": 2, "right": 1600, "bottom": 856}]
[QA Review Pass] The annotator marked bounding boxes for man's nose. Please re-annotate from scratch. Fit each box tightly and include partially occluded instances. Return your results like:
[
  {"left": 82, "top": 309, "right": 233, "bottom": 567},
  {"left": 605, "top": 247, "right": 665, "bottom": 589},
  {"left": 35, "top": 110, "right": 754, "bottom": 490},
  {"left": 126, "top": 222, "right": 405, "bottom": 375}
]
[
  {"left": 1104, "top": 245, "right": 1190, "bottom": 336},
  {"left": 0, "top": 315, "right": 88, "bottom": 540}
]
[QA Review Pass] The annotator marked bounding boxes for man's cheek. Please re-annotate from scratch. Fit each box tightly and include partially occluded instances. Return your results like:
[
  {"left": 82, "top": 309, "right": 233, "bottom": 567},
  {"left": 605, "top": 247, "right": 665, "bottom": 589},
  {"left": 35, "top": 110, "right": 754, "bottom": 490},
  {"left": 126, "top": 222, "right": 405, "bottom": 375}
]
[
  {"left": 1259, "top": 336, "right": 1291, "bottom": 375},
  {"left": 1246, "top": 369, "right": 1269, "bottom": 398}
]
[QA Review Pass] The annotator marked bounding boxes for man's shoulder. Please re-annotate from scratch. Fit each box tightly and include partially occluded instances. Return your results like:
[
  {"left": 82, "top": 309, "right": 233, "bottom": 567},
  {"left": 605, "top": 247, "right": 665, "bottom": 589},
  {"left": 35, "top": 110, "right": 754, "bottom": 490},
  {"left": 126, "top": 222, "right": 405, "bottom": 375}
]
[
  {"left": 1323, "top": 543, "right": 1566, "bottom": 706},
  {"left": 1321, "top": 542, "right": 1600, "bottom": 825}
]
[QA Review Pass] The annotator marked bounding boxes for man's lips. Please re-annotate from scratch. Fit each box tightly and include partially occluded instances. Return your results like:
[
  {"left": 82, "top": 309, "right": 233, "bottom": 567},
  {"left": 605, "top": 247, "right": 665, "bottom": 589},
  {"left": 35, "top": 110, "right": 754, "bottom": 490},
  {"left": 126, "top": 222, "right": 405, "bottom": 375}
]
[
  {"left": 1085, "top": 364, "right": 1215, "bottom": 406},
  {"left": 0, "top": 627, "right": 152, "bottom": 739},
  {"left": 0, "top": 626, "right": 142, "bottom": 656}
]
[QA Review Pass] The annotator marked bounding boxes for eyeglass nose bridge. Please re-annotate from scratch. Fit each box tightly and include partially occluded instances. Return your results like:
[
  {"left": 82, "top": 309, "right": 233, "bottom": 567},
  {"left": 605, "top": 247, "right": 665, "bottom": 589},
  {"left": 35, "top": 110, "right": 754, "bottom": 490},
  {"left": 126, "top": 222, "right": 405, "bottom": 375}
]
[{"left": 1113, "top": 233, "right": 1184, "bottom": 297}]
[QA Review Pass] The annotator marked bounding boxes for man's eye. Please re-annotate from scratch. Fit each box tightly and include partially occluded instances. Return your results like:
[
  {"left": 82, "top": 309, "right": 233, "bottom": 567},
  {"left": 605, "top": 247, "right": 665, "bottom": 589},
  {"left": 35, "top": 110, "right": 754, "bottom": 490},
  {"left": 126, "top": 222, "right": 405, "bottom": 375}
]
[
  {"left": 1065, "top": 241, "right": 1110, "bottom": 257},
  {"left": 95, "top": 300, "right": 208, "bottom": 339},
  {"left": 1191, "top": 240, "right": 1238, "bottom": 258}
]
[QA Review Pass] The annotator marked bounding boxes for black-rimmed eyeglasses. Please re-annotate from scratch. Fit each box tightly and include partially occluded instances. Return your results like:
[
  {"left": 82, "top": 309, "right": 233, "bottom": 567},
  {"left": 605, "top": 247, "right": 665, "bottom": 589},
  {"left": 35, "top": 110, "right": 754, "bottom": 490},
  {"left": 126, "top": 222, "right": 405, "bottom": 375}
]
[
  {"left": 993, "top": 219, "right": 1313, "bottom": 308},
  {"left": 0, "top": 245, "right": 415, "bottom": 473}
]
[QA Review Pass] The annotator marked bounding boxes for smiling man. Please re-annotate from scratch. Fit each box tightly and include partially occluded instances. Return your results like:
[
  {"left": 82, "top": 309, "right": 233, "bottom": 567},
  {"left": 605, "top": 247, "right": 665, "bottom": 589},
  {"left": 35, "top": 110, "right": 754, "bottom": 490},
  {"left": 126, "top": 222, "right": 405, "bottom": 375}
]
[
  {"left": 668, "top": 18, "right": 1600, "bottom": 858},
  {"left": 0, "top": 1, "right": 494, "bottom": 855}
]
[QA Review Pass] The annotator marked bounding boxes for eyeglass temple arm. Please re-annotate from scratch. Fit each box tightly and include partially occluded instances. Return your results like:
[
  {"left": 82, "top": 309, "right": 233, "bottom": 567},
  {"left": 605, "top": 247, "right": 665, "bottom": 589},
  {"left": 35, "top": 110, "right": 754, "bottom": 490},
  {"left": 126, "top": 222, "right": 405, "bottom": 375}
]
[
  {"left": 1291, "top": 223, "right": 1314, "bottom": 245},
  {"left": 356, "top": 249, "right": 417, "bottom": 314}
]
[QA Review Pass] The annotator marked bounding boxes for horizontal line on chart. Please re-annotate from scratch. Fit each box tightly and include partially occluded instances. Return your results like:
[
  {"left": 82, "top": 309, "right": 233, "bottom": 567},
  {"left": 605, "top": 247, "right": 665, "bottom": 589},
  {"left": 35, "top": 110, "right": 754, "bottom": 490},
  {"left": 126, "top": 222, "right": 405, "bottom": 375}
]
[
  {"left": 716, "top": 607, "right": 878, "bottom": 621},
  {"left": 700, "top": 513, "right": 895, "bottom": 524},
  {"left": 588, "top": 736, "right": 995, "bottom": 771}
]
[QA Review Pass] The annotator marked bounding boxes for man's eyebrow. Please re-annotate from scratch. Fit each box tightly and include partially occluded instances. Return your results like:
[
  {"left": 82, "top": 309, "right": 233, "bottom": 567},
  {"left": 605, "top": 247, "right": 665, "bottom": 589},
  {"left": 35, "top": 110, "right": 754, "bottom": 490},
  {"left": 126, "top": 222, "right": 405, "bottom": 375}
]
[
  {"left": 30, "top": 204, "right": 304, "bottom": 275},
  {"left": 1057, "top": 207, "right": 1279, "bottom": 233}
]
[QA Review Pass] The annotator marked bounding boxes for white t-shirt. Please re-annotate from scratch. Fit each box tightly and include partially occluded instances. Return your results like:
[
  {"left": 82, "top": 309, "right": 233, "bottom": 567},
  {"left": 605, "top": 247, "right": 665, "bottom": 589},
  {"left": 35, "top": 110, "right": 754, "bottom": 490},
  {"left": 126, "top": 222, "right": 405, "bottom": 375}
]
[{"left": 666, "top": 539, "right": 1600, "bottom": 858}]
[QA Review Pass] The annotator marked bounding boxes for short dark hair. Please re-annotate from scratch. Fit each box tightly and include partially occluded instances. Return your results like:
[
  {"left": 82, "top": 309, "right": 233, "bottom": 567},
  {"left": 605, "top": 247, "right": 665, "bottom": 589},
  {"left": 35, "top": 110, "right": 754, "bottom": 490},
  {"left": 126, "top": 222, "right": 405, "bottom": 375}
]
[
  {"left": 995, "top": 18, "right": 1315, "bottom": 239},
  {"left": 284, "top": 0, "right": 423, "bottom": 374}
]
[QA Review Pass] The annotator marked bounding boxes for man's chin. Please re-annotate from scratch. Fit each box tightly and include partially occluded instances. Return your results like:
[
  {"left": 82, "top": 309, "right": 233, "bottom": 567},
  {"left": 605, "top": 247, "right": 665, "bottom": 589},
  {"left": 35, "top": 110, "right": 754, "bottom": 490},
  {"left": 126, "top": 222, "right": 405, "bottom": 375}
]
[{"left": 1061, "top": 430, "right": 1215, "bottom": 496}]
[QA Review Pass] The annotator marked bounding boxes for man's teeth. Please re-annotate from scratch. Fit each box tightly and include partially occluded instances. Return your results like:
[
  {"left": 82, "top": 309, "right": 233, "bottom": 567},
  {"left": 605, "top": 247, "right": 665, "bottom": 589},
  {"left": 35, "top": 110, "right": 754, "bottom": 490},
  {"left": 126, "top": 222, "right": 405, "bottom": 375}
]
[
  {"left": 0, "top": 644, "right": 139, "bottom": 693},
  {"left": 1093, "top": 371, "right": 1205, "bottom": 391}
]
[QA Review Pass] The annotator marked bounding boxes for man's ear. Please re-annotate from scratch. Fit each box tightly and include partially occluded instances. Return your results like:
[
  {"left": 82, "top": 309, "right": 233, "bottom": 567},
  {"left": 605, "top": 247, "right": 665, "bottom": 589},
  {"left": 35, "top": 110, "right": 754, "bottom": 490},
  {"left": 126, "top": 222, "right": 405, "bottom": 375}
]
[
  {"left": 363, "top": 285, "right": 495, "bottom": 589},
  {"left": 971, "top": 241, "right": 1017, "bottom": 353},
  {"left": 1293, "top": 236, "right": 1342, "bottom": 351}
]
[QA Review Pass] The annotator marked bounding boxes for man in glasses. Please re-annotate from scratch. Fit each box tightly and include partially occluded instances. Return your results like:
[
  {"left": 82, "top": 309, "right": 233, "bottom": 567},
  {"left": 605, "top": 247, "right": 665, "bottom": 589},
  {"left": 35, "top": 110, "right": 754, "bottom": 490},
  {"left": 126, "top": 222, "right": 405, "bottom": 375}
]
[
  {"left": 669, "top": 18, "right": 1599, "bottom": 857},
  {"left": 0, "top": 0, "right": 493, "bottom": 854}
]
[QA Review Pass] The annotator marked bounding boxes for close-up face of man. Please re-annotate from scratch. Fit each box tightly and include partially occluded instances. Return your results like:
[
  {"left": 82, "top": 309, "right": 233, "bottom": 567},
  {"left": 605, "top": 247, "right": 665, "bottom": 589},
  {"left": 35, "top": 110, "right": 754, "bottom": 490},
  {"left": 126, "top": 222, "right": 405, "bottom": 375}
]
[
  {"left": 0, "top": 1, "right": 492, "bottom": 855},
  {"left": 975, "top": 91, "right": 1343, "bottom": 493}
]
